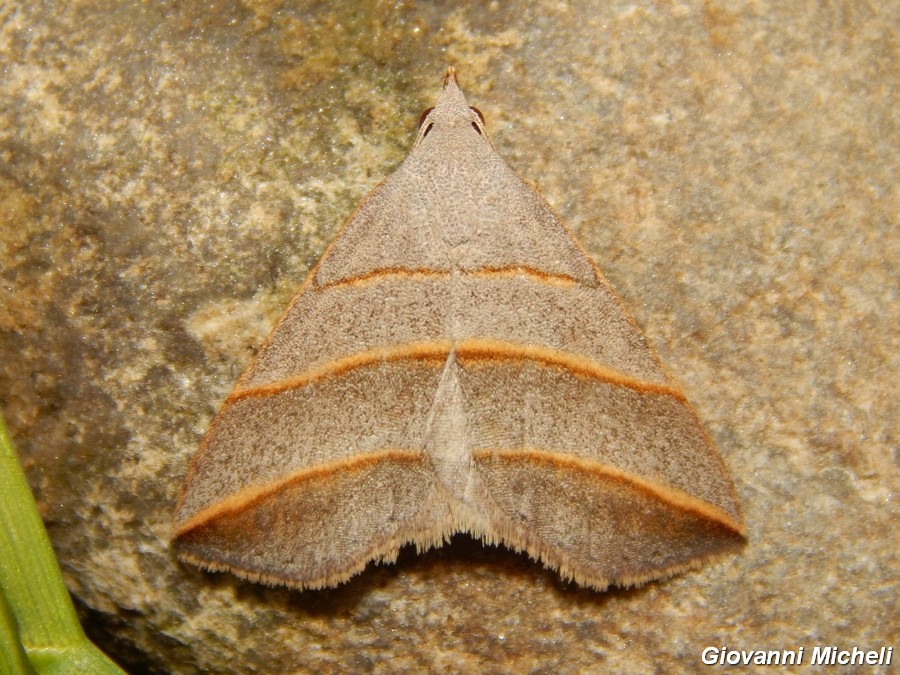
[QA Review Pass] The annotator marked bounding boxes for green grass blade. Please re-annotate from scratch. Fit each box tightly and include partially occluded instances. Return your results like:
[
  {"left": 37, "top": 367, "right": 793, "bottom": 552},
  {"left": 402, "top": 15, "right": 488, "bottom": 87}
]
[
  {"left": 0, "top": 413, "right": 124, "bottom": 673},
  {"left": 0, "top": 588, "right": 37, "bottom": 675}
]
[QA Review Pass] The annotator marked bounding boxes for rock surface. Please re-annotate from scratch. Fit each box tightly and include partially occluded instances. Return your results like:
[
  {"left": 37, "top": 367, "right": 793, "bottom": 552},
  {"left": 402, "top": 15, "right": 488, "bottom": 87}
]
[{"left": 0, "top": 1, "right": 895, "bottom": 672}]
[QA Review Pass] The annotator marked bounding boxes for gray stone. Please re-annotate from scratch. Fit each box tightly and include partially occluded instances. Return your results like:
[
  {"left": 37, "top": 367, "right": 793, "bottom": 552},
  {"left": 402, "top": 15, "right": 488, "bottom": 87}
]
[{"left": 1, "top": 1, "right": 895, "bottom": 672}]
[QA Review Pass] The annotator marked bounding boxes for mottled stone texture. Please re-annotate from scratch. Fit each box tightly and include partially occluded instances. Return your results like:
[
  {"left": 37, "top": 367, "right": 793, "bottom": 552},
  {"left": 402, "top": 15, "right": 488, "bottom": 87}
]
[{"left": 0, "top": 1, "right": 896, "bottom": 672}]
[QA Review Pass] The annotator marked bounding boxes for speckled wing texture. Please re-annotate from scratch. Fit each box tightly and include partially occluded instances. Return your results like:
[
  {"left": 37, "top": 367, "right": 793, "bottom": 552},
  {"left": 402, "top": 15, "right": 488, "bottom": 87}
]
[{"left": 173, "top": 69, "right": 745, "bottom": 591}]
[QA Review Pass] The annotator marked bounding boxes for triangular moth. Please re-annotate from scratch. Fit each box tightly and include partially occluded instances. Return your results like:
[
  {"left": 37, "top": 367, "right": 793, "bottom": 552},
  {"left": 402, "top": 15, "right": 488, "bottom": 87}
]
[{"left": 174, "top": 69, "right": 745, "bottom": 591}]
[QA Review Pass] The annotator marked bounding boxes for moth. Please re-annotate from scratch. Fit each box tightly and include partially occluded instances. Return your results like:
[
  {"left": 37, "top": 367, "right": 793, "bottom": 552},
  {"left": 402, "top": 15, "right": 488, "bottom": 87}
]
[{"left": 173, "top": 69, "right": 745, "bottom": 591}]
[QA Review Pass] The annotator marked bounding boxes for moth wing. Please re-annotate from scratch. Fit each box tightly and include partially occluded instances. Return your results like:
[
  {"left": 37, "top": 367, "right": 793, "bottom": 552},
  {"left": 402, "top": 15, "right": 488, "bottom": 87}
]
[
  {"left": 449, "top": 174, "right": 746, "bottom": 589},
  {"left": 469, "top": 447, "right": 746, "bottom": 590},
  {"left": 175, "top": 451, "right": 440, "bottom": 589},
  {"left": 173, "top": 352, "right": 452, "bottom": 588}
]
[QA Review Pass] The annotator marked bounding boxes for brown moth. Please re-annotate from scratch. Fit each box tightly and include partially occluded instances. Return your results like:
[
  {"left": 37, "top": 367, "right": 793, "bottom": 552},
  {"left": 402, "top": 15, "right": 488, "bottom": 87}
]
[{"left": 173, "top": 68, "right": 745, "bottom": 591}]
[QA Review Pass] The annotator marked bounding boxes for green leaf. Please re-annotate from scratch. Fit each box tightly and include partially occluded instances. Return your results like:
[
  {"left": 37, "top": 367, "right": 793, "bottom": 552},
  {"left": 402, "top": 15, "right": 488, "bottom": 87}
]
[{"left": 0, "top": 413, "right": 124, "bottom": 674}]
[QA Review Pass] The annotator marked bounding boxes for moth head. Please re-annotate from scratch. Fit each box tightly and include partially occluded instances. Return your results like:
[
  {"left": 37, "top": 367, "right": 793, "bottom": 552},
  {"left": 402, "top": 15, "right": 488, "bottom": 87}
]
[{"left": 413, "top": 68, "right": 491, "bottom": 150}]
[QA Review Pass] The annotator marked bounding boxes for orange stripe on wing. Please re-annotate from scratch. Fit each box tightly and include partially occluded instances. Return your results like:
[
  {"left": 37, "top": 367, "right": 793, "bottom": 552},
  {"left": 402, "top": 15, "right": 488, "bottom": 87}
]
[
  {"left": 454, "top": 339, "right": 682, "bottom": 399},
  {"left": 316, "top": 265, "right": 582, "bottom": 291},
  {"left": 227, "top": 340, "right": 453, "bottom": 402},
  {"left": 173, "top": 449, "right": 428, "bottom": 537},
  {"left": 473, "top": 448, "right": 747, "bottom": 537},
  {"left": 228, "top": 338, "right": 681, "bottom": 403}
]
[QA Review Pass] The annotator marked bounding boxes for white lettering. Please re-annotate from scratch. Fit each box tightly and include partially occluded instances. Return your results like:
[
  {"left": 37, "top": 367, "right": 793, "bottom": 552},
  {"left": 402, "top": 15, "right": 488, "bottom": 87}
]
[
  {"left": 715, "top": 646, "right": 891, "bottom": 668},
  {"left": 701, "top": 647, "right": 718, "bottom": 665},
  {"left": 775, "top": 649, "right": 802, "bottom": 665},
  {"left": 811, "top": 646, "right": 833, "bottom": 665},
  {"left": 705, "top": 648, "right": 811, "bottom": 666}
]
